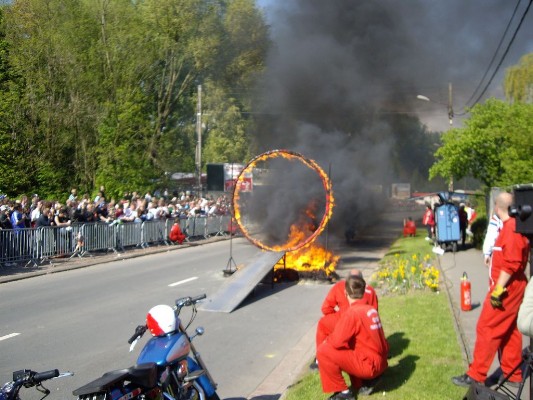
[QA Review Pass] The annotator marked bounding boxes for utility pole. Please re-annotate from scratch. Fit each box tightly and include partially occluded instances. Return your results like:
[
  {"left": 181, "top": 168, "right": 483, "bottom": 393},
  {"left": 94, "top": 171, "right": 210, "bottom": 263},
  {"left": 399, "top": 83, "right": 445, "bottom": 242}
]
[
  {"left": 448, "top": 82, "right": 454, "bottom": 126},
  {"left": 448, "top": 82, "right": 454, "bottom": 192},
  {"left": 195, "top": 84, "right": 202, "bottom": 196}
]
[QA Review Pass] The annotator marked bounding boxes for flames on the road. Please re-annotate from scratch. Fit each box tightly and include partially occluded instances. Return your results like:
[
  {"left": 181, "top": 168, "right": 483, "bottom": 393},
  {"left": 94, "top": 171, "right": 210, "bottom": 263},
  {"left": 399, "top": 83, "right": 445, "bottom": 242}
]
[
  {"left": 232, "top": 149, "right": 338, "bottom": 280},
  {"left": 273, "top": 222, "right": 340, "bottom": 281},
  {"left": 233, "top": 149, "right": 334, "bottom": 252}
]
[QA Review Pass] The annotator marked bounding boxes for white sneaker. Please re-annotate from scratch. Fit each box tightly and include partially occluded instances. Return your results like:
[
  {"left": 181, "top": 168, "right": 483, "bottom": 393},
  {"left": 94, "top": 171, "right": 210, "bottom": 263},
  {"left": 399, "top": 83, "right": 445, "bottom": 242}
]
[{"left": 432, "top": 246, "right": 445, "bottom": 255}]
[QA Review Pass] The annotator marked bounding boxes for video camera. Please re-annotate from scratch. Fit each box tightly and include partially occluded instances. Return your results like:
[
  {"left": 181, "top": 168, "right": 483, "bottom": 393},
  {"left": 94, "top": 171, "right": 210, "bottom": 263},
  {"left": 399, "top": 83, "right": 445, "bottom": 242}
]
[{"left": 509, "top": 184, "right": 533, "bottom": 235}]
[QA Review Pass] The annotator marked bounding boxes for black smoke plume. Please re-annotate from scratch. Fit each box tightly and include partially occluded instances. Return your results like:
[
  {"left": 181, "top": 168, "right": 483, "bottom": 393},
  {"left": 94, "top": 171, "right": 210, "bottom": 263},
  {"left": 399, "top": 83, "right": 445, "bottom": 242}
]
[{"left": 242, "top": 0, "right": 533, "bottom": 244}]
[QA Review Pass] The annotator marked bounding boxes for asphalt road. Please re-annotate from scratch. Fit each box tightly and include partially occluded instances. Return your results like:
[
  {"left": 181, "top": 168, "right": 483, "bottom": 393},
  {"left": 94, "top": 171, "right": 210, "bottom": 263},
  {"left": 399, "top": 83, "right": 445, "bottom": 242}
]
[
  {"left": 0, "top": 237, "right": 331, "bottom": 400},
  {"left": 0, "top": 208, "right": 414, "bottom": 400}
]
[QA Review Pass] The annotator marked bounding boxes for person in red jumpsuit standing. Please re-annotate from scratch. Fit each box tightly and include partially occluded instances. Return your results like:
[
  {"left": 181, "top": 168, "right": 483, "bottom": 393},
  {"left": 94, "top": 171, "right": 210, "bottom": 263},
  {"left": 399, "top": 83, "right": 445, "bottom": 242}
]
[
  {"left": 169, "top": 217, "right": 186, "bottom": 244},
  {"left": 422, "top": 203, "right": 435, "bottom": 240},
  {"left": 317, "top": 275, "right": 389, "bottom": 400},
  {"left": 452, "top": 192, "right": 530, "bottom": 387}
]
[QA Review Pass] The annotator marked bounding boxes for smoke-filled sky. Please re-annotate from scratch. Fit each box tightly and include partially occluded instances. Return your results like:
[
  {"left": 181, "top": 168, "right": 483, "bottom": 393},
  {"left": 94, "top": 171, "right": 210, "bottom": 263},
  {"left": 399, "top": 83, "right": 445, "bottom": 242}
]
[
  {"left": 256, "top": 0, "right": 533, "bottom": 132},
  {"left": 241, "top": 0, "right": 533, "bottom": 243}
]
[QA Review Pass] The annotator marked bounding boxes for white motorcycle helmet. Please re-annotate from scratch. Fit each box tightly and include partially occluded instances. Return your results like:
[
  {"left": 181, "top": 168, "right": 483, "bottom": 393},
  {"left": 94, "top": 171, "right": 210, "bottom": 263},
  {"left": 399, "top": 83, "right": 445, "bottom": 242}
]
[{"left": 146, "top": 305, "right": 177, "bottom": 336}]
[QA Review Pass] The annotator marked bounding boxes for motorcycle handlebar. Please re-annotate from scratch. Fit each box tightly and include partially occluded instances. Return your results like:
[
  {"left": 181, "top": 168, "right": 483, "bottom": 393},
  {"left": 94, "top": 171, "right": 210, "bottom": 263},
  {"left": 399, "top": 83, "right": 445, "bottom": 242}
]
[
  {"left": 128, "top": 325, "right": 147, "bottom": 344},
  {"left": 175, "top": 294, "right": 206, "bottom": 308},
  {"left": 11, "top": 369, "right": 60, "bottom": 388},
  {"left": 33, "top": 369, "right": 59, "bottom": 383},
  {"left": 191, "top": 294, "right": 206, "bottom": 303}
]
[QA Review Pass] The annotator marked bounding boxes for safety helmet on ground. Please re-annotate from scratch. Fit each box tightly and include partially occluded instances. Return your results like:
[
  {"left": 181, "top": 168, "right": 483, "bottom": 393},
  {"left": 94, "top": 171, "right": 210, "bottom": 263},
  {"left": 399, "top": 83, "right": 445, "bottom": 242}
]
[{"left": 146, "top": 305, "right": 177, "bottom": 336}]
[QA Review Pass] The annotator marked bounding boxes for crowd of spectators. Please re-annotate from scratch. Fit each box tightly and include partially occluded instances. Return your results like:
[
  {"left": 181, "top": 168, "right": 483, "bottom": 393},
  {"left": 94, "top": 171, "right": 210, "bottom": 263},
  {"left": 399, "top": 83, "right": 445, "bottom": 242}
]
[{"left": 0, "top": 187, "right": 232, "bottom": 231}]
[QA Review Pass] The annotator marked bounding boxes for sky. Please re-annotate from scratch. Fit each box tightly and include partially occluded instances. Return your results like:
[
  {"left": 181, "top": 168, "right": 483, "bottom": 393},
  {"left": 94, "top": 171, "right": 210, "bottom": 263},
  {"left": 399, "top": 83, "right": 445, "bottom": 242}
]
[{"left": 241, "top": 0, "right": 533, "bottom": 241}]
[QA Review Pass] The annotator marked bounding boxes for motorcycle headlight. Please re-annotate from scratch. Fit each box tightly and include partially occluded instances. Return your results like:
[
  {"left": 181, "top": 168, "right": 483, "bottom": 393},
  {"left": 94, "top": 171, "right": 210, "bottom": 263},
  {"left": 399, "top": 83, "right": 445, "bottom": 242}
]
[{"left": 176, "top": 360, "right": 188, "bottom": 380}]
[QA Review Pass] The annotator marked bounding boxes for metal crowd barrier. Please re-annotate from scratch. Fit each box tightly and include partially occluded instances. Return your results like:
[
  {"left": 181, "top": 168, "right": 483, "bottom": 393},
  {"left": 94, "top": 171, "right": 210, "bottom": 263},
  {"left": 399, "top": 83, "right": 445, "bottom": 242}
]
[
  {"left": 163, "top": 218, "right": 190, "bottom": 243},
  {"left": 116, "top": 221, "right": 142, "bottom": 251},
  {"left": 206, "top": 216, "right": 223, "bottom": 237},
  {"left": 141, "top": 220, "right": 170, "bottom": 248},
  {"left": 73, "top": 223, "right": 117, "bottom": 256},
  {"left": 0, "top": 215, "right": 233, "bottom": 268},
  {"left": 190, "top": 217, "right": 207, "bottom": 238}
]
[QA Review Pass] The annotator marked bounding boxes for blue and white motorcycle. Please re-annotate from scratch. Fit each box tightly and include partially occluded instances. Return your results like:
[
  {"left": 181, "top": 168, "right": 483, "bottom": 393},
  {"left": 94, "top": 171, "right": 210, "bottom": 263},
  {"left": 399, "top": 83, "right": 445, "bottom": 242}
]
[{"left": 73, "top": 294, "right": 219, "bottom": 400}]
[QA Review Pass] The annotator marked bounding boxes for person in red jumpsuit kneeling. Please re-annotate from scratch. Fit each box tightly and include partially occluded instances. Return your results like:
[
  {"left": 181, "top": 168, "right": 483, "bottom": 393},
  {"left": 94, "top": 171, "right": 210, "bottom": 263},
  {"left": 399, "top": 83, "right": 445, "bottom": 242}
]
[
  {"left": 317, "top": 275, "right": 389, "bottom": 400},
  {"left": 312, "top": 269, "right": 380, "bottom": 395},
  {"left": 169, "top": 217, "right": 186, "bottom": 244},
  {"left": 315, "top": 269, "right": 379, "bottom": 355},
  {"left": 403, "top": 217, "right": 416, "bottom": 237}
]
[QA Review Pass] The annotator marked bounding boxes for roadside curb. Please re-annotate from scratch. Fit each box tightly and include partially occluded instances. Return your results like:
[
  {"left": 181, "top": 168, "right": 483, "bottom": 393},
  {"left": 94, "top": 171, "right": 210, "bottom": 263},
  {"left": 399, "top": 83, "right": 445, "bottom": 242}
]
[{"left": 436, "top": 253, "right": 472, "bottom": 367}]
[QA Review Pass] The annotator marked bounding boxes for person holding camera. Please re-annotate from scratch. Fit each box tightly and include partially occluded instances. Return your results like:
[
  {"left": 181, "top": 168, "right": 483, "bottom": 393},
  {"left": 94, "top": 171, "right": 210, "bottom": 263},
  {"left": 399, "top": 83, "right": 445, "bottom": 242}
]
[{"left": 452, "top": 192, "right": 530, "bottom": 387}]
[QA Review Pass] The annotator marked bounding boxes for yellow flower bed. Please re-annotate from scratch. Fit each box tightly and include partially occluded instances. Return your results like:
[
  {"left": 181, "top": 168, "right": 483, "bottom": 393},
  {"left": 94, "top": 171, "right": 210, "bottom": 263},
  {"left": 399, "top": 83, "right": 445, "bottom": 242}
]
[{"left": 371, "top": 253, "right": 440, "bottom": 294}]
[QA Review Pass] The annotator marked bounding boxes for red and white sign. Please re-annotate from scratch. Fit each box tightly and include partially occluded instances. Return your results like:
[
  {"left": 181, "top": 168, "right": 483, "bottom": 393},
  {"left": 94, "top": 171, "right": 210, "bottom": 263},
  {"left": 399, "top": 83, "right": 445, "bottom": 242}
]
[{"left": 224, "top": 163, "right": 253, "bottom": 192}]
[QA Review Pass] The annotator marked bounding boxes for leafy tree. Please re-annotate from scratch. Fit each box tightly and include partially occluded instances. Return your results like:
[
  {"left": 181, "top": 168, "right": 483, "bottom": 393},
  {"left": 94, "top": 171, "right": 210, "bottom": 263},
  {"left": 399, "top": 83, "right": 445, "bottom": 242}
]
[
  {"left": 219, "top": 0, "right": 269, "bottom": 91},
  {"left": 429, "top": 99, "right": 533, "bottom": 189},
  {"left": 0, "top": 0, "right": 269, "bottom": 199},
  {"left": 505, "top": 53, "right": 533, "bottom": 103},
  {"left": 202, "top": 0, "right": 269, "bottom": 165},
  {"left": 2, "top": 0, "right": 102, "bottom": 198},
  {"left": 498, "top": 101, "right": 533, "bottom": 184},
  {"left": 0, "top": 6, "right": 38, "bottom": 197},
  {"left": 202, "top": 81, "right": 251, "bottom": 164}
]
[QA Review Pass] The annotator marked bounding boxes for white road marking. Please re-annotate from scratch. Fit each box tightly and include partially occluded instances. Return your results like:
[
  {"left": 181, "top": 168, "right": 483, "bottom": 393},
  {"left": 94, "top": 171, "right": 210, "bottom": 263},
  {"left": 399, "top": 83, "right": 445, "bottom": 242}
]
[
  {"left": 168, "top": 276, "right": 198, "bottom": 287},
  {"left": 0, "top": 333, "right": 21, "bottom": 341}
]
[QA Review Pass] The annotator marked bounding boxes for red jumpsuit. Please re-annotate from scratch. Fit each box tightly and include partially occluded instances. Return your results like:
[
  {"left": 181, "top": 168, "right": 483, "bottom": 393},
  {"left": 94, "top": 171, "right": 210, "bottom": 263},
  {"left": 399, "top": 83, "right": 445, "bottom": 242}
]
[
  {"left": 403, "top": 219, "right": 416, "bottom": 237},
  {"left": 467, "top": 217, "right": 529, "bottom": 383},
  {"left": 169, "top": 223, "right": 186, "bottom": 244},
  {"left": 316, "top": 280, "right": 378, "bottom": 348},
  {"left": 317, "top": 301, "right": 389, "bottom": 393}
]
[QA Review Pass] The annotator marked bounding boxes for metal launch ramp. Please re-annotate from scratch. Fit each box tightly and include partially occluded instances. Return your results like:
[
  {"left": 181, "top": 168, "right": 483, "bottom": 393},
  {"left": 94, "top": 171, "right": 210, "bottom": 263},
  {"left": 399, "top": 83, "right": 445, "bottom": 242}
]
[{"left": 199, "top": 250, "right": 285, "bottom": 313}]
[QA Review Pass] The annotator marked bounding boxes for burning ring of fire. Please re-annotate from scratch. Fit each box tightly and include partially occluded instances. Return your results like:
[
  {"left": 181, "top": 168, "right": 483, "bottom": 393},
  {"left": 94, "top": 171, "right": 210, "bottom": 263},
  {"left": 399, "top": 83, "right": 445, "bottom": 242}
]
[{"left": 232, "top": 149, "right": 334, "bottom": 252}]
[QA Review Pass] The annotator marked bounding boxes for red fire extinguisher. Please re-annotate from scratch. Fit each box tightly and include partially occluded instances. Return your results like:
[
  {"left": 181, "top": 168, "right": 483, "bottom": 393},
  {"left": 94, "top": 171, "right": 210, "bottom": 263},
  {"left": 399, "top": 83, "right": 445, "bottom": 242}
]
[{"left": 460, "top": 272, "right": 472, "bottom": 311}]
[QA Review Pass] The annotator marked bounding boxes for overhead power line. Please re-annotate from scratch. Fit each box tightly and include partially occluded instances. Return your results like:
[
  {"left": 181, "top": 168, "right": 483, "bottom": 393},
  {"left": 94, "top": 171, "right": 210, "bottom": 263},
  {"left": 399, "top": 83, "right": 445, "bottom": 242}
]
[
  {"left": 462, "top": 0, "right": 523, "bottom": 108},
  {"left": 460, "top": 0, "right": 533, "bottom": 112}
]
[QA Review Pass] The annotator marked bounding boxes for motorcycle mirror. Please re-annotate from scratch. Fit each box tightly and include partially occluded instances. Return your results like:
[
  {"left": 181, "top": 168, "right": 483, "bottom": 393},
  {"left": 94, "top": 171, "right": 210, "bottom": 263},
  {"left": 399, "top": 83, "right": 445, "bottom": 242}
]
[{"left": 195, "top": 327, "right": 205, "bottom": 336}]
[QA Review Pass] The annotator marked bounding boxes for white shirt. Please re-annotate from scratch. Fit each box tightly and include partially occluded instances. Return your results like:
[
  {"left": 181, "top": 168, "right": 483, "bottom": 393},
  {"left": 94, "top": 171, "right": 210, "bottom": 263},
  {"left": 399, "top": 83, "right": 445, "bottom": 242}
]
[
  {"left": 31, "top": 208, "right": 41, "bottom": 222},
  {"left": 482, "top": 214, "right": 503, "bottom": 257}
]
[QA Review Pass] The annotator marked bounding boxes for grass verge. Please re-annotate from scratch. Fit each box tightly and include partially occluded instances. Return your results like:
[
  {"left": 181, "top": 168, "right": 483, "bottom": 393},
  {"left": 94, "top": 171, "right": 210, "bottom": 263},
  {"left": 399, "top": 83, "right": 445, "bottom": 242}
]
[{"left": 283, "top": 231, "right": 469, "bottom": 400}]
